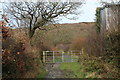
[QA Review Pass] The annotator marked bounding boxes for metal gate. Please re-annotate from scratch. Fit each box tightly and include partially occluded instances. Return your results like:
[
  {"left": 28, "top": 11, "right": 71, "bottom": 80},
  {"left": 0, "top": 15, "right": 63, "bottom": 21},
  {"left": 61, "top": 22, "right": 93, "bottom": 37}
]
[{"left": 43, "top": 51, "right": 82, "bottom": 63}]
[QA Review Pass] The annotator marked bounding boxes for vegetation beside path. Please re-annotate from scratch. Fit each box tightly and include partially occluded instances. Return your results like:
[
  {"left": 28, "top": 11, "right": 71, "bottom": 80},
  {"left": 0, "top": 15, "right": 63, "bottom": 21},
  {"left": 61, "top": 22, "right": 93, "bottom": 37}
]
[
  {"left": 59, "top": 62, "right": 99, "bottom": 78},
  {"left": 59, "top": 62, "right": 85, "bottom": 78},
  {"left": 36, "top": 66, "right": 47, "bottom": 78}
]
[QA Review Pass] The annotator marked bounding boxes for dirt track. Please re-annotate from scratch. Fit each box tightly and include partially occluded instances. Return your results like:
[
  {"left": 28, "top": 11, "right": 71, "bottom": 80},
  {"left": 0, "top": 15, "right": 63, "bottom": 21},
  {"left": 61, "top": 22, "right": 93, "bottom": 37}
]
[{"left": 45, "top": 63, "right": 65, "bottom": 78}]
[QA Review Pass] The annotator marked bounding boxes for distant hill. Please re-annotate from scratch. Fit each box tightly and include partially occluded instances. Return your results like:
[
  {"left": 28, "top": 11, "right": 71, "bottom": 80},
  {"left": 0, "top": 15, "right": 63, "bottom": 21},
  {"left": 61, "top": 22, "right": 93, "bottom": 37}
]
[
  {"left": 35, "top": 22, "right": 96, "bottom": 46},
  {"left": 11, "top": 22, "right": 96, "bottom": 51}
]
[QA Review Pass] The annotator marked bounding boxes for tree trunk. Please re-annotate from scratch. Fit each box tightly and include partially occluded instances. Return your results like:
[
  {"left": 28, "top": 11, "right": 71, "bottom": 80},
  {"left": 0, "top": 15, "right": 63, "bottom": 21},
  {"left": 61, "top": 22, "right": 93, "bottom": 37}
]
[{"left": 29, "top": 29, "right": 35, "bottom": 39}]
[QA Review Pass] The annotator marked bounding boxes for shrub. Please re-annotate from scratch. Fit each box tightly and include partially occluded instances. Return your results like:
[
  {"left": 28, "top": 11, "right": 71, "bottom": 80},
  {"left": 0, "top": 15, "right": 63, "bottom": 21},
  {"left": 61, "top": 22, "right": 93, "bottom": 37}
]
[
  {"left": 70, "top": 37, "right": 85, "bottom": 51},
  {"left": 83, "top": 31, "right": 104, "bottom": 57},
  {"left": 2, "top": 24, "right": 41, "bottom": 78},
  {"left": 2, "top": 36, "right": 32, "bottom": 78},
  {"left": 81, "top": 30, "right": 120, "bottom": 78}
]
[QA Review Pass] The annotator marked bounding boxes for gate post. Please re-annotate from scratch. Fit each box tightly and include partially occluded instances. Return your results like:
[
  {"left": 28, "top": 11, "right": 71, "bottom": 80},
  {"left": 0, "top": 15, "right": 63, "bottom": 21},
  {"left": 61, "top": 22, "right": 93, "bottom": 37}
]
[
  {"left": 43, "top": 51, "right": 45, "bottom": 63},
  {"left": 62, "top": 51, "right": 64, "bottom": 62},
  {"left": 82, "top": 48, "right": 84, "bottom": 55},
  {"left": 80, "top": 51, "right": 81, "bottom": 56},
  {"left": 53, "top": 51, "right": 55, "bottom": 63},
  {"left": 71, "top": 51, "right": 73, "bottom": 62}
]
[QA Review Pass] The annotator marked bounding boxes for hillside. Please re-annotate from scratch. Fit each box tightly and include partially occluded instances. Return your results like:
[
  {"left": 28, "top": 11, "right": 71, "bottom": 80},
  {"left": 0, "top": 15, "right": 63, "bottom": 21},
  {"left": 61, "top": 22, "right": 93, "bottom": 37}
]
[
  {"left": 8, "top": 22, "right": 95, "bottom": 51},
  {"left": 34, "top": 22, "right": 96, "bottom": 50}
]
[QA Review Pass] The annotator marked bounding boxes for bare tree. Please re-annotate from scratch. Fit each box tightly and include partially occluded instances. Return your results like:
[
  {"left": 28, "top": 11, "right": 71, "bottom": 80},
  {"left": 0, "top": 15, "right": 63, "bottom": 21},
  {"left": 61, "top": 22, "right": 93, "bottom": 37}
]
[{"left": 5, "top": 1, "right": 84, "bottom": 38}]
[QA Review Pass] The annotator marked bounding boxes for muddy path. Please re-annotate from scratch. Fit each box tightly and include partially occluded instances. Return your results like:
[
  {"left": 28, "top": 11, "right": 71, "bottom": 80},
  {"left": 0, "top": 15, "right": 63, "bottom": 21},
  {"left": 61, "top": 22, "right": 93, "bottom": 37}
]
[
  {"left": 45, "top": 63, "right": 65, "bottom": 78},
  {"left": 44, "top": 55, "right": 78, "bottom": 78}
]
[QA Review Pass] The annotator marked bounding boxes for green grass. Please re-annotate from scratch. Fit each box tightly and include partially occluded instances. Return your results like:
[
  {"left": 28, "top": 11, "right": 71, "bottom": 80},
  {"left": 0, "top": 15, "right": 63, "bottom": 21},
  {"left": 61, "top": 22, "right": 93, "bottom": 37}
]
[
  {"left": 59, "top": 62, "right": 86, "bottom": 78},
  {"left": 59, "top": 62, "right": 98, "bottom": 78},
  {"left": 36, "top": 66, "right": 47, "bottom": 78},
  {"left": 54, "top": 57, "right": 62, "bottom": 62}
]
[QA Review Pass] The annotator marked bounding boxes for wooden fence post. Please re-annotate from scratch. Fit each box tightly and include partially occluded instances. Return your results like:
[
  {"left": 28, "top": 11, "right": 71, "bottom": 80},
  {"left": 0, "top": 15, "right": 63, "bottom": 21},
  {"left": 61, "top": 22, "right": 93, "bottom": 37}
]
[
  {"left": 53, "top": 51, "right": 55, "bottom": 63},
  {"left": 82, "top": 48, "right": 84, "bottom": 55},
  {"left": 62, "top": 51, "right": 64, "bottom": 62},
  {"left": 80, "top": 51, "right": 81, "bottom": 56},
  {"left": 71, "top": 51, "right": 73, "bottom": 62},
  {"left": 43, "top": 51, "right": 45, "bottom": 63}
]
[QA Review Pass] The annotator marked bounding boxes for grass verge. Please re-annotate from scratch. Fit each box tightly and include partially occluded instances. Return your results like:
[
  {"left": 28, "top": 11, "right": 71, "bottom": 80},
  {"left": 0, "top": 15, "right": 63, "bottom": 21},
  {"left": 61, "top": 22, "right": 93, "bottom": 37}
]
[
  {"left": 35, "top": 65, "right": 47, "bottom": 78},
  {"left": 59, "top": 62, "right": 99, "bottom": 78},
  {"left": 59, "top": 62, "right": 86, "bottom": 78}
]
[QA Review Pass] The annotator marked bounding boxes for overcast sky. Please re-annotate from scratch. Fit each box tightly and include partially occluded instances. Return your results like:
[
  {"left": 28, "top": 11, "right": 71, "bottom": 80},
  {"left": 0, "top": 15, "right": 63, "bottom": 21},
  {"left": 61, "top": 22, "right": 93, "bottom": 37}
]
[
  {"left": 59, "top": 0, "right": 102, "bottom": 23},
  {"left": 0, "top": 0, "right": 102, "bottom": 23}
]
